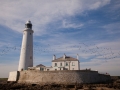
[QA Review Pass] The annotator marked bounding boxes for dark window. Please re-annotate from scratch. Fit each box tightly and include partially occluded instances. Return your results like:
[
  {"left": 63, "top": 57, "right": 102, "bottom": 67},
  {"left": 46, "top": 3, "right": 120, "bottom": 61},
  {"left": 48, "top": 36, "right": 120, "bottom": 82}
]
[
  {"left": 40, "top": 68, "right": 44, "bottom": 71},
  {"left": 55, "top": 63, "right": 57, "bottom": 67},
  {"left": 30, "top": 56, "right": 32, "bottom": 59},
  {"left": 66, "top": 62, "right": 68, "bottom": 66},
  {"left": 60, "top": 63, "right": 62, "bottom": 66}
]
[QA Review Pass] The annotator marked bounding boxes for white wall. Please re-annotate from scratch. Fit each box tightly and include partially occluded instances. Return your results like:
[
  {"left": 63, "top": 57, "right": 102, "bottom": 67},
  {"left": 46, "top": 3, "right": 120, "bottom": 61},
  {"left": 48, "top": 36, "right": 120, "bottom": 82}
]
[
  {"left": 52, "top": 61, "right": 80, "bottom": 70},
  {"left": 18, "top": 28, "right": 33, "bottom": 71},
  {"left": 8, "top": 71, "right": 18, "bottom": 81}
]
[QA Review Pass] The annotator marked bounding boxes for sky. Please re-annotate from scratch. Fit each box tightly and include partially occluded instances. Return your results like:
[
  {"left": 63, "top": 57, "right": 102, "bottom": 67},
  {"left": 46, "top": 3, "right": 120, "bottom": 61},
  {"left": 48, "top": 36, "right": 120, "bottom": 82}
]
[{"left": 0, "top": 0, "right": 120, "bottom": 78}]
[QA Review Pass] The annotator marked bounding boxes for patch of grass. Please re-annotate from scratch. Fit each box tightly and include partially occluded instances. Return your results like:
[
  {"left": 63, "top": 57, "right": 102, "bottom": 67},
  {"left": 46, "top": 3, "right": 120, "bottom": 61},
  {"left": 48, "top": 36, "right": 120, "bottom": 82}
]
[{"left": 0, "top": 78, "right": 8, "bottom": 82}]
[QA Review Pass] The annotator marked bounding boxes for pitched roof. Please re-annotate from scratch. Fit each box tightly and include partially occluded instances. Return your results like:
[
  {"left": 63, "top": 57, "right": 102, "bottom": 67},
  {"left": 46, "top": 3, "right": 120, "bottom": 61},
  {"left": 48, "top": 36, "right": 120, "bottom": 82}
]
[
  {"left": 52, "top": 56, "right": 78, "bottom": 62},
  {"left": 36, "top": 64, "right": 45, "bottom": 67}
]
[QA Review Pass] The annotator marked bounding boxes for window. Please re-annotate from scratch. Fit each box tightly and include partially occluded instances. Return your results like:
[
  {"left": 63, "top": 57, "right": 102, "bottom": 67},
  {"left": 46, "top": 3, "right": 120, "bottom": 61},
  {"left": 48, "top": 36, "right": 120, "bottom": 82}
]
[
  {"left": 66, "top": 62, "right": 68, "bottom": 66},
  {"left": 60, "top": 63, "right": 62, "bottom": 66},
  {"left": 72, "top": 62, "right": 75, "bottom": 66},
  {"left": 55, "top": 63, "right": 57, "bottom": 67},
  {"left": 40, "top": 68, "right": 44, "bottom": 71},
  {"left": 30, "top": 56, "right": 32, "bottom": 59}
]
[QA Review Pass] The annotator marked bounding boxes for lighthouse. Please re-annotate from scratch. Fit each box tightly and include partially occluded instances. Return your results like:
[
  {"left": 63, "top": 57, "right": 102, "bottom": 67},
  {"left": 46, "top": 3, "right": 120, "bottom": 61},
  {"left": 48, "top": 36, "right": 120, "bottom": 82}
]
[{"left": 18, "top": 20, "right": 34, "bottom": 71}]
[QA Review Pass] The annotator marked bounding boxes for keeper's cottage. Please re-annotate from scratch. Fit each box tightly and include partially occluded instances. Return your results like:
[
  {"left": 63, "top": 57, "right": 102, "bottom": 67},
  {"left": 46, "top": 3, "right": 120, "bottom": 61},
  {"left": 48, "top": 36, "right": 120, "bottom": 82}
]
[{"left": 52, "top": 54, "right": 80, "bottom": 70}]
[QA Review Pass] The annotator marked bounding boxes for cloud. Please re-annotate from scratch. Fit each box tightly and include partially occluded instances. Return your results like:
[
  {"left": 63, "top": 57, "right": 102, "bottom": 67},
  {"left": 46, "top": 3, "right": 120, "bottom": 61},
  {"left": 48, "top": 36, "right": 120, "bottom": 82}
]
[
  {"left": 81, "top": 58, "right": 120, "bottom": 76},
  {"left": 61, "top": 20, "right": 84, "bottom": 29},
  {"left": 81, "top": 0, "right": 110, "bottom": 10},
  {"left": 108, "top": 0, "right": 120, "bottom": 11},
  {"left": 0, "top": 0, "right": 110, "bottom": 35},
  {"left": 79, "top": 41, "right": 120, "bottom": 75},
  {"left": 103, "top": 22, "right": 120, "bottom": 34},
  {"left": 33, "top": 38, "right": 120, "bottom": 62}
]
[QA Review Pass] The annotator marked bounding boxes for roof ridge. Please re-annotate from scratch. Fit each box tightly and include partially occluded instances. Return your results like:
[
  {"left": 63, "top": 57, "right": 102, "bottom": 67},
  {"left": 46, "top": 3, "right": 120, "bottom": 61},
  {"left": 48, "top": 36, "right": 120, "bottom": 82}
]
[{"left": 52, "top": 56, "right": 78, "bottom": 62}]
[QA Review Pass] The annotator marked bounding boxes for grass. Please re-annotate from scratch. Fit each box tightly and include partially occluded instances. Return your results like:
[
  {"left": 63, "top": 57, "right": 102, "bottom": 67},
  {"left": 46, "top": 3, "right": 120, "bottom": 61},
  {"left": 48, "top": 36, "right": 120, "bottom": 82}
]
[{"left": 0, "top": 78, "right": 8, "bottom": 82}]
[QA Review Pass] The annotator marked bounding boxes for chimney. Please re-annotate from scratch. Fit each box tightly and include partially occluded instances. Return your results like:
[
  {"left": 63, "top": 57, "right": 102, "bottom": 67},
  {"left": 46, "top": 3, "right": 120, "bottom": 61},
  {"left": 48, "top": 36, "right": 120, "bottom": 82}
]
[
  {"left": 63, "top": 53, "right": 66, "bottom": 59},
  {"left": 77, "top": 54, "right": 79, "bottom": 60},
  {"left": 53, "top": 55, "right": 56, "bottom": 60}
]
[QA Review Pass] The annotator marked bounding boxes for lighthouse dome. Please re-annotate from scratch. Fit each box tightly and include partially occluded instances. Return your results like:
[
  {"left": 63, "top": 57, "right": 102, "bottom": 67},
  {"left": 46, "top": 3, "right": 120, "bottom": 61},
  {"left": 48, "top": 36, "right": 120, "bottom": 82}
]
[
  {"left": 26, "top": 20, "right": 32, "bottom": 24},
  {"left": 25, "top": 20, "right": 32, "bottom": 29}
]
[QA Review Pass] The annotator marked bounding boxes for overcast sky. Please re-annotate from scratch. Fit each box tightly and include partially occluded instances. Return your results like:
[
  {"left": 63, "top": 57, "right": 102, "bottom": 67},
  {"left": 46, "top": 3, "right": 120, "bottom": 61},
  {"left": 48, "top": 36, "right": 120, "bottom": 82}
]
[{"left": 0, "top": 0, "right": 120, "bottom": 78}]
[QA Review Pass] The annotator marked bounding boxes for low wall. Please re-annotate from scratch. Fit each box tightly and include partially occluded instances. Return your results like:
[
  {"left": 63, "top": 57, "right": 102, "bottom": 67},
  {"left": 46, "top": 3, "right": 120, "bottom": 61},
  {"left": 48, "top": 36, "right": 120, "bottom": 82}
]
[
  {"left": 17, "top": 70, "right": 111, "bottom": 84},
  {"left": 8, "top": 71, "right": 19, "bottom": 81}
]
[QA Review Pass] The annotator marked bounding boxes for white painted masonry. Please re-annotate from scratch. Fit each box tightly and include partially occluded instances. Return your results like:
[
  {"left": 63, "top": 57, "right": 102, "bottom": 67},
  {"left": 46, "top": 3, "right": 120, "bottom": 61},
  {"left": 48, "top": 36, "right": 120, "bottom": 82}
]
[
  {"left": 51, "top": 54, "right": 80, "bottom": 70},
  {"left": 18, "top": 21, "right": 34, "bottom": 71},
  {"left": 8, "top": 71, "right": 18, "bottom": 81}
]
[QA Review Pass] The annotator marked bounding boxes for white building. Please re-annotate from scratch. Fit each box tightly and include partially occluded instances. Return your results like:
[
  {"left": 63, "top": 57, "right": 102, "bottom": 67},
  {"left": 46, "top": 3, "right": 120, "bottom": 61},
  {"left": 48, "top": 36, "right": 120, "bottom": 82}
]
[
  {"left": 51, "top": 54, "right": 80, "bottom": 70},
  {"left": 34, "top": 54, "right": 80, "bottom": 71}
]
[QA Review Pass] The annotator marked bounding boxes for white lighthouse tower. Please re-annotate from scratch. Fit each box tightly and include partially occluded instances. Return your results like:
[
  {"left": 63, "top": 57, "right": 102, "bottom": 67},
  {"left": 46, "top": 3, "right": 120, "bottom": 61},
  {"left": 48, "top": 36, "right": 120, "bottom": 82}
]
[{"left": 18, "top": 20, "right": 34, "bottom": 71}]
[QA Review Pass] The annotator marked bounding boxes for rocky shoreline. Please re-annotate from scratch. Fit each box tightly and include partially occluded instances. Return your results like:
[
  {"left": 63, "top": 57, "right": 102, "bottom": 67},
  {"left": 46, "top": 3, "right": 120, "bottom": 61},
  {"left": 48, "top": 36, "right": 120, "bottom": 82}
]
[{"left": 0, "top": 81, "right": 120, "bottom": 90}]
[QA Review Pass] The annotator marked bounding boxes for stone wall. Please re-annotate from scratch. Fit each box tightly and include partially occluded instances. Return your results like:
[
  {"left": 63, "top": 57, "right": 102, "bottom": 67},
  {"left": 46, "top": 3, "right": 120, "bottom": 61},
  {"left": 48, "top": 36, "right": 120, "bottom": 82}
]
[
  {"left": 17, "top": 70, "right": 111, "bottom": 84},
  {"left": 8, "top": 71, "right": 19, "bottom": 81}
]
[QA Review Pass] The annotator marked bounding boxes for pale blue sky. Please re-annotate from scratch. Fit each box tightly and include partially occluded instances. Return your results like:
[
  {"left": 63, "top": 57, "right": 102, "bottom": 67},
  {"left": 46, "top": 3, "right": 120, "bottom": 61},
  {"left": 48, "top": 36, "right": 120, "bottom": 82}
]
[{"left": 0, "top": 0, "right": 120, "bottom": 78}]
